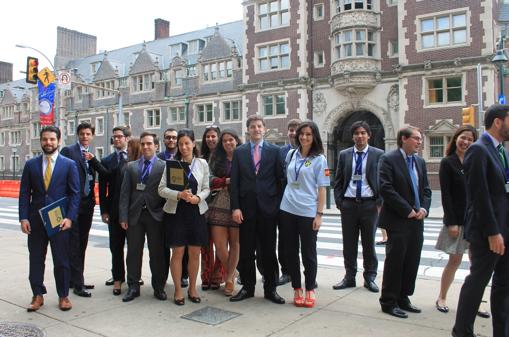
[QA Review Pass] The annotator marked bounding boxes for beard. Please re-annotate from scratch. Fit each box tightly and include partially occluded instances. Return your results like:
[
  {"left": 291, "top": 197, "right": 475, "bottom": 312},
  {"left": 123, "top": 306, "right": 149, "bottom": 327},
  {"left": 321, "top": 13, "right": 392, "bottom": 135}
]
[{"left": 42, "top": 145, "right": 58, "bottom": 155}]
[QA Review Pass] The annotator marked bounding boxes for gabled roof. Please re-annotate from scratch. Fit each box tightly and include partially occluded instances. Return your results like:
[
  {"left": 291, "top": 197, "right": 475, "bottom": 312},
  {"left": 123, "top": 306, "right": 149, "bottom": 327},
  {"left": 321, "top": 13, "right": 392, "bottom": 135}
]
[
  {"left": 0, "top": 79, "right": 34, "bottom": 104},
  {"left": 94, "top": 52, "right": 118, "bottom": 81},
  {"left": 200, "top": 27, "right": 237, "bottom": 61}
]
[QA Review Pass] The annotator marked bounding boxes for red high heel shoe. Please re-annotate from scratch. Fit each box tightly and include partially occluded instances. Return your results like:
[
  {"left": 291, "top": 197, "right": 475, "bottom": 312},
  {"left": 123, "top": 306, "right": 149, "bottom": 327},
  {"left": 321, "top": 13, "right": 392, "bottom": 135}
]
[
  {"left": 294, "top": 288, "right": 304, "bottom": 307},
  {"left": 304, "top": 290, "right": 316, "bottom": 308}
]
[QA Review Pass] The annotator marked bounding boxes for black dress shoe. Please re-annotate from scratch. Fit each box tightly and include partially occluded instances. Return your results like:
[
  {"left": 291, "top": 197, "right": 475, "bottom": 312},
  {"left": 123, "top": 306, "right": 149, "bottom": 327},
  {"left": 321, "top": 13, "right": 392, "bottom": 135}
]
[
  {"left": 113, "top": 288, "right": 121, "bottom": 296},
  {"left": 477, "top": 310, "right": 490, "bottom": 318},
  {"left": 264, "top": 290, "right": 285, "bottom": 304},
  {"left": 154, "top": 289, "right": 167, "bottom": 301},
  {"left": 277, "top": 274, "right": 291, "bottom": 286},
  {"left": 435, "top": 300, "right": 449, "bottom": 313},
  {"left": 363, "top": 280, "right": 379, "bottom": 293},
  {"left": 73, "top": 287, "right": 92, "bottom": 298},
  {"left": 382, "top": 306, "right": 408, "bottom": 318},
  {"left": 332, "top": 279, "right": 356, "bottom": 290},
  {"left": 83, "top": 284, "right": 95, "bottom": 290},
  {"left": 138, "top": 279, "right": 144, "bottom": 286},
  {"left": 122, "top": 288, "right": 140, "bottom": 302},
  {"left": 398, "top": 301, "right": 421, "bottom": 313},
  {"left": 230, "top": 288, "right": 254, "bottom": 302},
  {"left": 181, "top": 278, "right": 189, "bottom": 288},
  {"left": 105, "top": 278, "right": 114, "bottom": 286}
]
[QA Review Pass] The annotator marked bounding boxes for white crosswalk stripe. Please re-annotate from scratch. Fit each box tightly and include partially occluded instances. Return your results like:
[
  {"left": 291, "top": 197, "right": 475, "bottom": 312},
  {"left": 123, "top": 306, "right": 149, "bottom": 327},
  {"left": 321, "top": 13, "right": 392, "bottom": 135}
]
[{"left": 0, "top": 205, "right": 471, "bottom": 280}]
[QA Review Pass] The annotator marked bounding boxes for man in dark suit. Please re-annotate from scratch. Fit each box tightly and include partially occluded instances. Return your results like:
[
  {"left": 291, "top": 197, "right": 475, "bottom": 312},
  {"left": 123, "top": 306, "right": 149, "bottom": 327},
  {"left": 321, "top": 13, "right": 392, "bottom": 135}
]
[
  {"left": 98, "top": 126, "right": 130, "bottom": 295},
  {"left": 19, "top": 126, "right": 80, "bottom": 311},
  {"left": 333, "top": 121, "right": 383, "bottom": 293},
  {"left": 453, "top": 104, "right": 509, "bottom": 337},
  {"left": 119, "top": 131, "right": 167, "bottom": 302},
  {"left": 60, "top": 121, "right": 97, "bottom": 298},
  {"left": 378, "top": 126, "right": 431, "bottom": 319},
  {"left": 230, "top": 114, "right": 285, "bottom": 304}
]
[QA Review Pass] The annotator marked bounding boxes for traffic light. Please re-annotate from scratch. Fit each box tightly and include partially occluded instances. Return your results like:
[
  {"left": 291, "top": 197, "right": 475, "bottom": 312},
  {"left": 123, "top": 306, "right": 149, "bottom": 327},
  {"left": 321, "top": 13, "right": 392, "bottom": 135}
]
[
  {"left": 461, "top": 105, "right": 475, "bottom": 126},
  {"left": 26, "top": 57, "right": 38, "bottom": 84}
]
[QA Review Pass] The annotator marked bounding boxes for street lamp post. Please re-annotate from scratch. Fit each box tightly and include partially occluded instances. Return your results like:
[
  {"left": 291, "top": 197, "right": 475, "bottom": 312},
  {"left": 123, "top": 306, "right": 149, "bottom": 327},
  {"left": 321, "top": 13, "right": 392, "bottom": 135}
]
[
  {"left": 12, "top": 148, "right": 17, "bottom": 180},
  {"left": 492, "top": 36, "right": 508, "bottom": 104}
]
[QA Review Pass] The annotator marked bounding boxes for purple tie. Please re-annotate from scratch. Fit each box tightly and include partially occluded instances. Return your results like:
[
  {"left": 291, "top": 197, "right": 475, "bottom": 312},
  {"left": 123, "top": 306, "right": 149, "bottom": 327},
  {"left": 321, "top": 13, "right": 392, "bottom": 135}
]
[{"left": 253, "top": 144, "right": 261, "bottom": 174}]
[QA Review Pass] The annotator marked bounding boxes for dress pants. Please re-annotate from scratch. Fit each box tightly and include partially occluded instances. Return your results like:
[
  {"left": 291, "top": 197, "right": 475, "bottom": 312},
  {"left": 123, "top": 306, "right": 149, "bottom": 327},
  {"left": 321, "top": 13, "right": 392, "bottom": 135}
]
[
  {"left": 28, "top": 219, "right": 71, "bottom": 298},
  {"left": 70, "top": 196, "right": 94, "bottom": 288},
  {"left": 453, "top": 239, "right": 509, "bottom": 337},
  {"left": 279, "top": 210, "right": 317, "bottom": 290},
  {"left": 340, "top": 199, "right": 378, "bottom": 282},
  {"left": 126, "top": 209, "right": 165, "bottom": 291},
  {"left": 379, "top": 222, "right": 423, "bottom": 309},
  {"left": 108, "top": 219, "right": 126, "bottom": 282},
  {"left": 239, "top": 207, "right": 278, "bottom": 292},
  {"left": 277, "top": 221, "right": 289, "bottom": 276}
]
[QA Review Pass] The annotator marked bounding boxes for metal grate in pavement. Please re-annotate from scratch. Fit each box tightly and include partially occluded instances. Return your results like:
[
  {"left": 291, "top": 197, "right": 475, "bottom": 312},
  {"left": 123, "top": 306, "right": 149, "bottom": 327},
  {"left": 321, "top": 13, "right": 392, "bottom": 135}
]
[
  {"left": 0, "top": 322, "right": 45, "bottom": 337},
  {"left": 181, "top": 306, "right": 241, "bottom": 326}
]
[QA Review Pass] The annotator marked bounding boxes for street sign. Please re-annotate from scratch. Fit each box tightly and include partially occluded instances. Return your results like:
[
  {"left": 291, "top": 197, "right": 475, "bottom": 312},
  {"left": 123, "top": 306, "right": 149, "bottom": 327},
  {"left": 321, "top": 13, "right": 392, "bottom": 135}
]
[
  {"left": 37, "top": 67, "right": 56, "bottom": 87},
  {"left": 58, "top": 71, "right": 72, "bottom": 90}
]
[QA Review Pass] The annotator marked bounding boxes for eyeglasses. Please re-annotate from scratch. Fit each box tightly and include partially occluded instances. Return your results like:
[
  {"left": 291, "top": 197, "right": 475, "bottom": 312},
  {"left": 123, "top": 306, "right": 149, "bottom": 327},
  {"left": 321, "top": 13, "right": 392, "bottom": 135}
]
[
  {"left": 164, "top": 136, "right": 177, "bottom": 140},
  {"left": 410, "top": 136, "right": 423, "bottom": 142},
  {"left": 112, "top": 135, "right": 125, "bottom": 139}
]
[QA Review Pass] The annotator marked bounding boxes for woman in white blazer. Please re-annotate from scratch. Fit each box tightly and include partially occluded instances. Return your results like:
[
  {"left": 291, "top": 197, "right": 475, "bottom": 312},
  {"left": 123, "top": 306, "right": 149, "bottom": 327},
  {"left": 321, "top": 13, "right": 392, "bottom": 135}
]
[{"left": 158, "top": 129, "right": 210, "bottom": 305}]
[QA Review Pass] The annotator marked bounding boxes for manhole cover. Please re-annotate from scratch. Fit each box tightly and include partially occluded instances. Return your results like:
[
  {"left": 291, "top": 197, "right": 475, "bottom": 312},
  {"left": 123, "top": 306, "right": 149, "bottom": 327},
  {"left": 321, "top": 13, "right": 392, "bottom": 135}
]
[
  {"left": 0, "top": 322, "right": 45, "bottom": 337},
  {"left": 181, "top": 306, "right": 241, "bottom": 326}
]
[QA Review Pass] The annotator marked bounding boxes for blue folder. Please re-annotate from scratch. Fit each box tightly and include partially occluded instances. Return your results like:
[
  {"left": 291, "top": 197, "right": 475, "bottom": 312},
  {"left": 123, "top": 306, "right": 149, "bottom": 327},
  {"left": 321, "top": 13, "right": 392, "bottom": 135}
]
[{"left": 38, "top": 197, "right": 68, "bottom": 237}]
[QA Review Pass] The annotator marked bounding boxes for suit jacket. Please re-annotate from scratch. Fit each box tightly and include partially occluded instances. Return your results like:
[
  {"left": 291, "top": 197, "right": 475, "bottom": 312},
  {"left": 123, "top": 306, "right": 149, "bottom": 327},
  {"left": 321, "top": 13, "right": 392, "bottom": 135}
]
[
  {"left": 118, "top": 157, "right": 166, "bottom": 225},
  {"left": 463, "top": 133, "right": 509, "bottom": 242},
  {"left": 158, "top": 158, "right": 210, "bottom": 215},
  {"left": 19, "top": 154, "right": 81, "bottom": 224},
  {"left": 333, "top": 145, "right": 384, "bottom": 208},
  {"left": 98, "top": 152, "right": 126, "bottom": 223},
  {"left": 378, "top": 149, "right": 432, "bottom": 230},
  {"left": 230, "top": 141, "right": 284, "bottom": 219},
  {"left": 439, "top": 153, "right": 467, "bottom": 227},
  {"left": 60, "top": 143, "right": 96, "bottom": 202}
]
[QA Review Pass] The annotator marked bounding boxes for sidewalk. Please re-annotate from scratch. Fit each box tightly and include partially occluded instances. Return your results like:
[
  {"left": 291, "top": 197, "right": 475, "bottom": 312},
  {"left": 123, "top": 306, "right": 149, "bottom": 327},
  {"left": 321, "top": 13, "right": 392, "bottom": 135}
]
[{"left": 0, "top": 228, "right": 491, "bottom": 337}]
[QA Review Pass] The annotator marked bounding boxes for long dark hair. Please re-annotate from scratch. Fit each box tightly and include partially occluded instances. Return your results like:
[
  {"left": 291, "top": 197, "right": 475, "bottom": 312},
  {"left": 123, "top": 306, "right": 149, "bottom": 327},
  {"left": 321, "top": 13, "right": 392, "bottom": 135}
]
[
  {"left": 175, "top": 129, "right": 200, "bottom": 160},
  {"left": 445, "top": 125, "right": 478, "bottom": 156},
  {"left": 200, "top": 126, "right": 220, "bottom": 161},
  {"left": 294, "top": 121, "right": 324, "bottom": 157},
  {"left": 210, "top": 129, "right": 242, "bottom": 177}
]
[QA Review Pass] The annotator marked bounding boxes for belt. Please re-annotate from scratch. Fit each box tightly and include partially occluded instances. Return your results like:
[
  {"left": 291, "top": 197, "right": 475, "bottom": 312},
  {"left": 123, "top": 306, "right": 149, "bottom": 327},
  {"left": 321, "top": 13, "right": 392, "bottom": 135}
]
[{"left": 343, "top": 197, "right": 376, "bottom": 203}]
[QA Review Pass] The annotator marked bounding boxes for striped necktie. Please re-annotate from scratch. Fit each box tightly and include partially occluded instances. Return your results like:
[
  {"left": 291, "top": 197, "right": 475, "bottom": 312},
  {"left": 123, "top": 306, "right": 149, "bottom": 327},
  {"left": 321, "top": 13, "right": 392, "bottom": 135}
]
[{"left": 44, "top": 155, "right": 52, "bottom": 190}]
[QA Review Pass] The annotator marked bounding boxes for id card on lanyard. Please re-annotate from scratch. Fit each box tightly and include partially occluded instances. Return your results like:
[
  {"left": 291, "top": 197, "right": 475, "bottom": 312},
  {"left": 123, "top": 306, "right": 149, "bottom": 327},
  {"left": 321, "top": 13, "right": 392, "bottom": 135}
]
[{"left": 352, "top": 150, "right": 367, "bottom": 182}]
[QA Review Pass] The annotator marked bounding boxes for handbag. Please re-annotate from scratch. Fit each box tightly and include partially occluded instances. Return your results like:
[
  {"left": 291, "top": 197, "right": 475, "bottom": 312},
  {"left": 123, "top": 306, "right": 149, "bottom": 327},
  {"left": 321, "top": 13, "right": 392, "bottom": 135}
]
[{"left": 207, "top": 188, "right": 232, "bottom": 226}]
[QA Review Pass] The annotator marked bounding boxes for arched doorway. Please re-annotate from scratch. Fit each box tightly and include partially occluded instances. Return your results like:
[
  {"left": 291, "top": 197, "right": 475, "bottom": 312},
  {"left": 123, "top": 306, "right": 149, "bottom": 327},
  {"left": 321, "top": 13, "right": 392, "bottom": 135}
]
[{"left": 328, "top": 110, "right": 385, "bottom": 169}]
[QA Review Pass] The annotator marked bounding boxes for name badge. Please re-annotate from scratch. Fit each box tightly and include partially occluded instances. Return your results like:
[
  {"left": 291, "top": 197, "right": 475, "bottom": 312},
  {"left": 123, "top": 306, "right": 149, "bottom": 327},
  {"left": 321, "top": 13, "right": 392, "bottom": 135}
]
[
  {"left": 88, "top": 174, "right": 94, "bottom": 181},
  {"left": 291, "top": 181, "right": 300, "bottom": 189},
  {"left": 136, "top": 183, "right": 146, "bottom": 191},
  {"left": 505, "top": 183, "right": 509, "bottom": 193},
  {"left": 352, "top": 174, "right": 362, "bottom": 182}
]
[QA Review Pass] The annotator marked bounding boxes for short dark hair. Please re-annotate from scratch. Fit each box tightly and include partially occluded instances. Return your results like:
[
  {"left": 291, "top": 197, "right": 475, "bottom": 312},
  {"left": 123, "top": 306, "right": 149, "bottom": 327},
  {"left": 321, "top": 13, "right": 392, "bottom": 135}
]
[
  {"left": 294, "top": 121, "right": 324, "bottom": 157},
  {"left": 112, "top": 126, "right": 131, "bottom": 137},
  {"left": 484, "top": 104, "right": 509, "bottom": 129},
  {"left": 176, "top": 128, "right": 200, "bottom": 159},
  {"left": 246, "top": 114, "right": 265, "bottom": 128},
  {"left": 445, "top": 125, "right": 478, "bottom": 156},
  {"left": 397, "top": 126, "right": 421, "bottom": 148},
  {"left": 287, "top": 119, "right": 301, "bottom": 130},
  {"left": 164, "top": 128, "right": 177, "bottom": 135},
  {"left": 40, "top": 125, "right": 61, "bottom": 140},
  {"left": 350, "top": 121, "right": 372, "bottom": 137},
  {"left": 77, "top": 121, "right": 95, "bottom": 135},
  {"left": 139, "top": 131, "right": 159, "bottom": 146}
]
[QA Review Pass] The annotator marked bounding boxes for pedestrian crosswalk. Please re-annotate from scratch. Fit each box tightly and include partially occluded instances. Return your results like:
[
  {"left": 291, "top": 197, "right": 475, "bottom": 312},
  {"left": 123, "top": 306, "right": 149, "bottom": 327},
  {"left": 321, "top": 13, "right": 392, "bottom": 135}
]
[{"left": 0, "top": 205, "right": 471, "bottom": 281}]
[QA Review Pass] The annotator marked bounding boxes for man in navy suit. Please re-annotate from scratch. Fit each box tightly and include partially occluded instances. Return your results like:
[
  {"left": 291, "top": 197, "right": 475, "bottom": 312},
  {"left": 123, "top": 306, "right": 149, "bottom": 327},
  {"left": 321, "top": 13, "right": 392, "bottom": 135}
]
[
  {"left": 19, "top": 126, "right": 80, "bottom": 311},
  {"left": 60, "top": 121, "right": 97, "bottom": 297},
  {"left": 378, "top": 126, "right": 431, "bottom": 319},
  {"left": 453, "top": 104, "right": 509, "bottom": 337},
  {"left": 230, "top": 114, "right": 285, "bottom": 304}
]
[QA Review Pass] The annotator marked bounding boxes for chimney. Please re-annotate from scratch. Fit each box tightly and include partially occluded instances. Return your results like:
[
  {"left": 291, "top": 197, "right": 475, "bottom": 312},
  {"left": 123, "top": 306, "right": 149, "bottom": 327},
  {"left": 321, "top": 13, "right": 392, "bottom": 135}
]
[{"left": 155, "top": 18, "right": 170, "bottom": 40}]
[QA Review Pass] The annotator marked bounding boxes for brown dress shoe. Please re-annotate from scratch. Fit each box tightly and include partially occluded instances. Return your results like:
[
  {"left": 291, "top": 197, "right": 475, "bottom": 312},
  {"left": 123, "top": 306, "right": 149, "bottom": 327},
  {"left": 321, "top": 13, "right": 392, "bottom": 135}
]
[
  {"left": 59, "top": 297, "right": 72, "bottom": 311},
  {"left": 27, "top": 295, "right": 44, "bottom": 312}
]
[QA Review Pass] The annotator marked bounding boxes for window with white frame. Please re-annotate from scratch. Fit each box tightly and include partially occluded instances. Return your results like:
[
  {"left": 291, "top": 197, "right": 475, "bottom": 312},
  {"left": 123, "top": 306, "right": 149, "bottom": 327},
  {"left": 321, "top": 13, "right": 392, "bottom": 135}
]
[
  {"left": 76, "top": 86, "right": 83, "bottom": 101},
  {"left": 429, "top": 135, "right": 451, "bottom": 159},
  {"left": 314, "top": 3, "right": 324, "bottom": 20},
  {"left": 31, "top": 122, "right": 40, "bottom": 139},
  {"left": 91, "top": 62, "right": 101, "bottom": 74},
  {"left": 10, "top": 131, "right": 22, "bottom": 145},
  {"left": 258, "top": 41, "right": 290, "bottom": 72},
  {"left": 259, "top": 0, "right": 289, "bottom": 30},
  {"left": 174, "top": 69, "right": 184, "bottom": 86},
  {"left": 170, "top": 44, "right": 183, "bottom": 57},
  {"left": 188, "top": 40, "right": 200, "bottom": 54},
  {"left": 132, "top": 73, "right": 154, "bottom": 92},
  {"left": 0, "top": 132, "right": 5, "bottom": 145},
  {"left": 145, "top": 109, "right": 161, "bottom": 128},
  {"left": 314, "top": 51, "right": 325, "bottom": 67},
  {"left": 335, "top": 0, "right": 372, "bottom": 13},
  {"left": 334, "top": 29, "right": 376, "bottom": 59},
  {"left": 1, "top": 105, "right": 14, "bottom": 119},
  {"left": 95, "top": 147, "right": 104, "bottom": 160},
  {"left": 223, "top": 101, "right": 241, "bottom": 121},
  {"left": 188, "top": 65, "right": 197, "bottom": 77},
  {"left": 389, "top": 40, "right": 399, "bottom": 57},
  {"left": 427, "top": 76, "right": 462, "bottom": 105},
  {"left": 0, "top": 156, "right": 4, "bottom": 170},
  {"left": 262, "top": 94, "right": 285, "bottom": 116},
  {"left": 420, "top": 12, "right": 467, "bottom": 50},
  {"left": 10, "top": 155, "right": 20, "bottom": 171},
  {"left": 68, "top": 120, "right": 76, "bottom": 136},
  {"left": 170, "top": 106, "right": 186, "bottom": 123},
  {"left": 387, "top": 0, "right": 397, "bottom": 5},
  {"left": 96, "top": 80, "right": 115, "bottom": 98},
  {"left": 123, "top": 112, "right": 131, "bottom": 127},
  {"left": 196, "top": 104, "right": 213, "bottom": 123},
  {"left": 202, "top": 61, "right": 233, "bottom": 81},
  {"left": 96, "top": 117, "right": 104, "bottom": 136}
]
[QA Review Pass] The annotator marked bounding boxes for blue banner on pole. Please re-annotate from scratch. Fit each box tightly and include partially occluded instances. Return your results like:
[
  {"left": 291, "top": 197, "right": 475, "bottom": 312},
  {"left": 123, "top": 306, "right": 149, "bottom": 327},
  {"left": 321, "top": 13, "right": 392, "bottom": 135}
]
[
  {"left": 499, "top": 94, "right": 506, "bottom": 104},
  {"left": 38, "top": 81, "right": 55, "bottom": 125}
]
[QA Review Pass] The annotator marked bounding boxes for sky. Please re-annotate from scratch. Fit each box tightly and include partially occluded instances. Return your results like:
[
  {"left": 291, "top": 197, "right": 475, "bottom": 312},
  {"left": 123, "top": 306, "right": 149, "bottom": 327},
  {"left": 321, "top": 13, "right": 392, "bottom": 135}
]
[{"left": 1, "top": 0, "right": 243, "bottom": 81}]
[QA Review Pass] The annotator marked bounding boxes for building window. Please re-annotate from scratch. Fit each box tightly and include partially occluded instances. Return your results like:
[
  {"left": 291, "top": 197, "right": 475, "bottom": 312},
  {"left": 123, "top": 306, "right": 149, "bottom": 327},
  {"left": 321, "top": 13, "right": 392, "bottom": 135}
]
[
  {"left": 174, "top": 69, "right": 183, "bottom": 86},
  {"left": 335, "top": 29, "right": 375, "bottom": 59},
  {"left": 31, "top": 122, "right": 41, "bottom": 139},
  {"left": 96, "top": 80, "right": 115, "bottom": 98},
  {"left": 170, "top": 106, "right": 186, "bottom": 123},
  {"left": 95, "top": 147, "right": 104, "bottom": 161},
  {"left": 335, "top": 0, "right": 372, "bottom": 13},
  {"left": 262, "top": 94, "right": 285, "bottom": 116},
  {"left": 123, "top": 112, "right": 131, "bottom": 127},
  {"left": 188, "top": 65, "right": 197, "bottom": 77},
  {"left": 259, "top": 0, "right": 290, "bottom": 30},
  {"left": 202, "top": 61, "right": 234, "bottom": 81},
  {"left": 145, "top": 109, "right": 161, "bottom": 128},
  {"left": 1, "top": 105, "right": 14, "bottom": 119},
  {"left": 95, "top": 117, "right": 104, "bottom": 136},
  {"left": 314, "top": 51, "right": 325, "bottom": 67},
  {"left": 0, "top": 132, "right": 5, "bottom": 146},
  {"left": 420, "top": 13, "right": 467, "bottom": 50},
  {"left": 68, "top": 120, "right": 75, "bottom": 136},
  {"left": 9, "top": 131, "right": 22, "bottom": 146},
  {"left": 389, "top": 40, "right": 399, "bottom": 57},
  {"left": 314, "top": 3, "right": 324, "bottom": 20},
  {"left": 427, "top": 77, "right": 462, "bottom": 105},
  {"left": 188, "top": 40, "right": 199, "bottom": 54},
  {"left": 196, "top": 104, "right": 213, "bottom": 123},
  {"left": 429, "top": 135, "right": 451, "bottom": 159},
  {"left": 387, "top": 0, "right": 397, "bottom": 6},
  {"left": 0, "top": 156, "right": 4, "bottom": 170},
  {"left": 10, "top": 155, "right": 20, "bottom": 172},
  {"left": 170, "top": 44, "right": 183, "bottom": 57},
  {"left": 258, "top": 41, "right": 290, "bottom": 72},
  {"left": 223, "top": 101, "right": 241, "bottom": 121},
  {"left": 132, "top": 73, "right": 154, "bottom": 92}
]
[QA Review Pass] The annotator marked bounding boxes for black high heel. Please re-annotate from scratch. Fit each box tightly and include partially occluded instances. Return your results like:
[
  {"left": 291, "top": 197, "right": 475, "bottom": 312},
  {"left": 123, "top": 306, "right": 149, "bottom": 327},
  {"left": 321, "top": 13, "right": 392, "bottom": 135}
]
[{"left": 187, "top": 292, "right": 201, "bottom": 303}]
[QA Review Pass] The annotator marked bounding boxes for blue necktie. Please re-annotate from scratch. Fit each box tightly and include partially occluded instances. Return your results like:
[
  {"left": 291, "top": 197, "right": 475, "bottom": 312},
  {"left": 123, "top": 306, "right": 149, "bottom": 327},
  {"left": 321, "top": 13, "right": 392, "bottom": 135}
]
[
  {"left": 355, "top": 151, "right": 363, "bottom": 200},
  {"left": 82, "top": 150, "right": 90, "bottom": 196},
  {"left": 141, "top": 159, "right": 151, "bottom": 183},
  {"left": 406, "top": 156, "right": 420, "bottom": 210}
]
